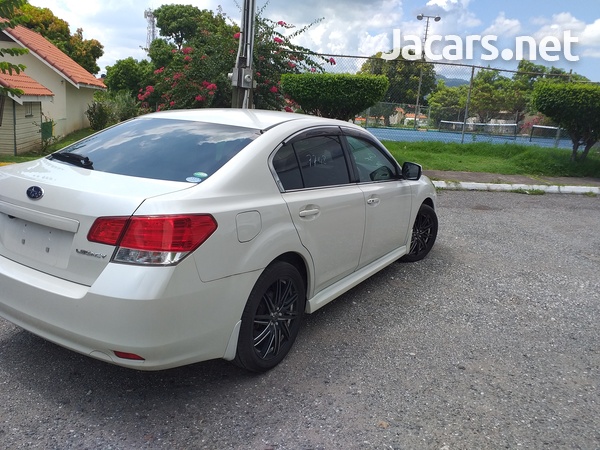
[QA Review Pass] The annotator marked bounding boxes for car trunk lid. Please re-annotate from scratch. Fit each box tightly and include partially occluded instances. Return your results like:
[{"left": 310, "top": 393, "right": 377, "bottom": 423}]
[{"left": 0, "top": 159, "right": 194, "bottom": 286}]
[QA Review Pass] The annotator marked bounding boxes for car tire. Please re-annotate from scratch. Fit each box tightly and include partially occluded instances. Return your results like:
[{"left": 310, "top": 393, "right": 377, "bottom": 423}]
[
  {"left": 234, "top": 261, "right": 306, "bottom": 372},
  {"left": 401, "top": 203, "right": 438, "bottom": 263}
]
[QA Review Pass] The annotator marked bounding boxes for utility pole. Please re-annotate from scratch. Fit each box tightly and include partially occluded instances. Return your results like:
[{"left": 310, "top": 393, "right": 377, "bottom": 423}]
[
  {"left": 230, "top": 0, "right": 256, "bottom": 108},
  {"left": 414, "top": 13, "right": 440, "bottom": 129}
]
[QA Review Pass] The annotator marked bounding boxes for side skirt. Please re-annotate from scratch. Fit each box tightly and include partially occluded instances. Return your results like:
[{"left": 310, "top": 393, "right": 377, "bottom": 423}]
[{"left": 305, "top": 246, "right": 406, "bottom": 314}]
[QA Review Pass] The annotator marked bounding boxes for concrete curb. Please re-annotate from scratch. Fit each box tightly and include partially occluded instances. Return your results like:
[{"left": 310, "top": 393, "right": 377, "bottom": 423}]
[{"left": 433, "top": 180, "right": 600, "bottom": 195}]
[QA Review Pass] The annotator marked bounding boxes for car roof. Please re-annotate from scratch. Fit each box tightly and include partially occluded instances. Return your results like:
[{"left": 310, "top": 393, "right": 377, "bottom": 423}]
[{"left": 142, "top": 108, "right": 348, "bottom": 131}]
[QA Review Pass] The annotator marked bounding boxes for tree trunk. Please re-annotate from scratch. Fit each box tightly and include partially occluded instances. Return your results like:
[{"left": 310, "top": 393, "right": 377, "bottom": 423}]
[
  {"left": 570, "top": 137, "right": 580, "bottom": 162},
  {"left": 579, "top": 138, "right": 598, "bottom": 162}
]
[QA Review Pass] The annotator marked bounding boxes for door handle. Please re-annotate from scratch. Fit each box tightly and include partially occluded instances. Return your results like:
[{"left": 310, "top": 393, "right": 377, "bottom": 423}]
[
  {"left": 299, "top": 207, "right": 320, "bottom": 217},
  {"left": 367, "top": 198, "right": 380, "bottom": 206}
]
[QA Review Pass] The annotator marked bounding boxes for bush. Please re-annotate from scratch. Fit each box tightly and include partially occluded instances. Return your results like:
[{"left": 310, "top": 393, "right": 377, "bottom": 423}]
[
  {"left": 85, "top": 101, "right": 111, "bottom": 131},
  {"left": 280, "top": 73, "right": 389, "bottom": 121},
  {"left": 109, "top": 91, "right": 141, "bottom": 122}
]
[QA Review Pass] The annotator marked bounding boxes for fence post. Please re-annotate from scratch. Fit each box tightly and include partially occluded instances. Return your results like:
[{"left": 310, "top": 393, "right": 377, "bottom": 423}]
[{"left": 461, "top": 66, "right": 475, "bottom": 144}]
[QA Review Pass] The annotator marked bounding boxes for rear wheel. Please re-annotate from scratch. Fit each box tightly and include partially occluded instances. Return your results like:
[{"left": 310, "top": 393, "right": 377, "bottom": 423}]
[
  {"left": 401, "top": 203, "right": 438, "bottom": 262},
  {"left": 234, "top": 261, "right": 306, "bottom": 372}
]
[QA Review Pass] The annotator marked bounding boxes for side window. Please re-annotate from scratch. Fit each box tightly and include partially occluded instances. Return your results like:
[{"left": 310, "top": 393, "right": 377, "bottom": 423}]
[
  {"left": 272, "top": 135, "right": 351, "bottom": 190},
  {"left": 346, "top": 136, "right": 398, "bottom": 182},
  {"left": 273, "top": 144, "right": 303, "bottom": 190},
  {"left": 294, "top": 136, "right": 350, "bottom": 188}
]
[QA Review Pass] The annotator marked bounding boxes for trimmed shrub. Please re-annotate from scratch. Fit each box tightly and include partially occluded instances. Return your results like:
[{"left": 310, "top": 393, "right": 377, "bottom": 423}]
[{"left": 280, "top": 73, "right": 389, "bottom": 121}]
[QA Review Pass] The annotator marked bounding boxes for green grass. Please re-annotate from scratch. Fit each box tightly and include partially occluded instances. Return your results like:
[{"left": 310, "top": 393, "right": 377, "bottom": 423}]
[
  {"left": 48, "top": 128, "right": 95, "bottom": 151},
  {"left": 2, "top": 128, "right": 599, "bottom": 179},
  {"left": 0, "top": 128, "right": 95, "bottom": 164},
  {"left": 384, "top": 141, "right": 600, "bottom": 178}
]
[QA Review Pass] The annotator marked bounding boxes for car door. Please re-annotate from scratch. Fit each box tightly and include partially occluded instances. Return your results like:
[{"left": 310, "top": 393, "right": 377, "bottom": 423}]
[
  {"left": 272, "top": 131, "right": 366, "bottom": 295},
  {"left": 343, "top": 134, "right": 413, "bottom": 268}
]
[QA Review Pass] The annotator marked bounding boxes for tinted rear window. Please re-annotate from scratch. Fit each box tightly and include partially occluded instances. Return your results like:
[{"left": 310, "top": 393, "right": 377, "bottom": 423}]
[{"left": 54, "top": 117, "right": 259, "bottom": 182}]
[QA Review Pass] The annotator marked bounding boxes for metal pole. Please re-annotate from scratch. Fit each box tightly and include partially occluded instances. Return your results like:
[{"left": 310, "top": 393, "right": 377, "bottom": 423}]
[
  {"left": 231, "top": 0, "right": 256, "bottom": 108},
  {"left": 414, "top": 14, "right": 440, "bottom": 130},
  {"left": 414, "top": 67, "right": 423, "bottom": 130},
  {"left": 461, "top": 66, "right": 475, "bottom": 144}
]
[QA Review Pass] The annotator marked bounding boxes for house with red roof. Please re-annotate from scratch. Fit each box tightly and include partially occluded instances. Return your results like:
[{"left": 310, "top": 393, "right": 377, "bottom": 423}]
[{"left": 0, "top": 20, "right": 105, "bottom": 154}]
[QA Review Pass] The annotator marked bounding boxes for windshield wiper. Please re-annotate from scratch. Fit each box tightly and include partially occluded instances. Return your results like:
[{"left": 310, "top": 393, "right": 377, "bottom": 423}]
[{"left": 50, "top": 152, "right": 94, "bottom": 169}]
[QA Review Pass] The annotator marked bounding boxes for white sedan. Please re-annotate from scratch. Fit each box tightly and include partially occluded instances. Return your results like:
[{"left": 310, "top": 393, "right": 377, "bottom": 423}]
[{"left": 0, "top": 109, "right": 437, "bottom": 372}]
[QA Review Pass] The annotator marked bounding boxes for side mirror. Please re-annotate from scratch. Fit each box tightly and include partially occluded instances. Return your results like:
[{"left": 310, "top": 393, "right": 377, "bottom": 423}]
[{"left": 402, "top": 161, "right": 422, "bottom": 180}]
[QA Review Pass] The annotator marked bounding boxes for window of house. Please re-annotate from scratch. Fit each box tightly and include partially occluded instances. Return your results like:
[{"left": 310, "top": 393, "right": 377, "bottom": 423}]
[{"left": 25, "top": 103, "right": 33, "bottom": 118}]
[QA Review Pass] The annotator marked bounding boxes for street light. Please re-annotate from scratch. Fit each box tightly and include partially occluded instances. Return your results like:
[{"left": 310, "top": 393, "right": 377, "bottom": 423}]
[
  {"left": 414, "top": 14, "right": 441, "bottom": 129},
  {"left": 416, "top": 14, "right": 441, "bottom": 57}
]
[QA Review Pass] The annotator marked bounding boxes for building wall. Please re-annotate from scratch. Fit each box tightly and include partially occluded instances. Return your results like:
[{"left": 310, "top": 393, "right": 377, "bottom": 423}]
[
  {"left": 3, "top": 50, "right": 97, "bottom": 138},
  {"left": 64, "top": 82, "right": 93, "bottom": 135},
  {"left": 0, "top": 100, "right": 43, "bottom": 155},
  {"left": 0, "top": 98, "right": 15, "bottom": 155}
]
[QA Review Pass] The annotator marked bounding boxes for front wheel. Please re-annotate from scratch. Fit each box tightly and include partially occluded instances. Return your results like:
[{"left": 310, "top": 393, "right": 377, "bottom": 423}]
[
  {"left": 234, "top": 261, "right": 306, "bottom": 372},
  {"left": 401, "top": 203, "right": 438, "bottom": 262}
]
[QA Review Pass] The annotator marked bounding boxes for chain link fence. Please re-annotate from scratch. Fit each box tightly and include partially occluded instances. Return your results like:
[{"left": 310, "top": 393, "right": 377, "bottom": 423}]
[{"left": 310, "top": 54, "right": 580, "bottom": 148}]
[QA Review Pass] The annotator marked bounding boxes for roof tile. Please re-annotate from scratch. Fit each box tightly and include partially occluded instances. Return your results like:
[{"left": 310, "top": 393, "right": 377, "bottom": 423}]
[
  {"left": 2, "top": 20, "right": 106, "bottom": 89},
  {"left": 0, "top": 70, "right": 54, "bottom": 96}
]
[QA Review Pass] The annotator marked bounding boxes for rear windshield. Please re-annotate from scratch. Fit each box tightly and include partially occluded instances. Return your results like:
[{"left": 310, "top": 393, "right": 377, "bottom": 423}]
[{"left": 53, "top": 117, "right": 260, "bottom": 183}]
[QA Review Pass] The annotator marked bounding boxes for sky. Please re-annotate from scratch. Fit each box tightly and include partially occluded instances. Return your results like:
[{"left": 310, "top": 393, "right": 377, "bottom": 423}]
[{"left": 28, "top": 0, "right": 600, "bottom": 81}]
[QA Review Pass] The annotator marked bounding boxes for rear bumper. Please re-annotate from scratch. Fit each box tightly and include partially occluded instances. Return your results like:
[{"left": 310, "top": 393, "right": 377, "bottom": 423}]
[{"left": 0, "top": 255, "right": 258, "bottom": 370}]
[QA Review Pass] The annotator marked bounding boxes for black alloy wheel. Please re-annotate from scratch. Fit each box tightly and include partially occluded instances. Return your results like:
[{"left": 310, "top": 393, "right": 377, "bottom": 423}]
[
  {"left": 401, "top": 203, "right": 438, "bottom": 262},
  {"left": 234, "top": 261, "right": 306, "bottom": 372}
]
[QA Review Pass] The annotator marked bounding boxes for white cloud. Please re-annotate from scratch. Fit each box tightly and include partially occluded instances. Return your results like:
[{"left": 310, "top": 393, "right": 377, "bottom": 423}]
[
  {"left": 482, "top": 12, "right": 521, "bottom": 37},
  {"left": 581, "top": 19, "right": 600, "bottom": 47},
  {"left": 358, "top": 32, "right": 392, "bottom": 56},
  {"left": 532, "top": 12, "right": 586, "bottom": 40},
  {"left": 22, "top": 0, "right": 600, "bottom": 79}
]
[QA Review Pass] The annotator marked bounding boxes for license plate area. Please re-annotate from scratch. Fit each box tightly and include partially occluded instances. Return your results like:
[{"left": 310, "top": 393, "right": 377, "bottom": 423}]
[{"left": 1, "top": 215, "right": 73, "bottom": 268}]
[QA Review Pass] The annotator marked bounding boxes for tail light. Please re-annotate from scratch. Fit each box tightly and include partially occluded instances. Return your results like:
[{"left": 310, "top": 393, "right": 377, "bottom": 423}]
[{"left": 88, "top": 214, "right": 217, "bottom": 265}]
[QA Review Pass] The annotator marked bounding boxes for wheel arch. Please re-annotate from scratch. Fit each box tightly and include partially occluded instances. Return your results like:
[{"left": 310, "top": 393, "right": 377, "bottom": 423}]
[
  {"left": 271, "top": 252, "right": 309, "bottom": 299},
  {"left": 422, "top": 196, "right": 435, "bottom": 210}
]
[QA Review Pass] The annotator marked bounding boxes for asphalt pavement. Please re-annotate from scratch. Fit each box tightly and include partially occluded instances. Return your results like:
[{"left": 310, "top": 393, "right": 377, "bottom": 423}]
[{"left": 0, "top": 190, "right": 598, "bottom": 449}]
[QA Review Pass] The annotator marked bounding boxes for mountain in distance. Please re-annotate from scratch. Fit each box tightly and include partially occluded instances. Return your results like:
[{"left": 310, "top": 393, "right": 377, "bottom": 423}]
[{"left": 436, "top": 74, "right": 469, "bottom": 87}]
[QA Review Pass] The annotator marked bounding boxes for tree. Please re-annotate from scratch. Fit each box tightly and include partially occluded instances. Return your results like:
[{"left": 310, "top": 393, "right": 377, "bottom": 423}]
[
  {"left": 0, "top": 0, "right": 29, "bottom": 97},
  {"left": 140, "top": 7, "right": 326, "bottom": 111},
  {"left": 19, "top": 3, "right": 69, "bottom": 43},
  {"left": 153, "top": 5, "right": 222, "bottom": 49},
  {"left": 252, "top": 16, "right": 326, "bottom": 110},
  {"left": 59, "top": 28, "right": 103, "bottom": 74},
  {"left": 427, "top": 80, "right": 468, "bottom": 126},
  {"left": 144, "top": 8, "right": 239, "bottom": 110},
  {"left": 16, "top": 3, "right": 104, "bottom": 74},
  {"left": 531, "top": 81, "right": 600, "bottom": 162},
  {"left": 280, "top": 73, "right": 389, "bottom": 121},
  {"left": 359, "top": 52, "right": 436, "bottom": 125},
  {"left": 511, "top": 60, "right": 590, "bottom": 122},
  {"left": 468, "top": 70, "right": 510, "bottom": 123},
  {"left": 104, "top": 57, "right": 154, "bottom": 97}
]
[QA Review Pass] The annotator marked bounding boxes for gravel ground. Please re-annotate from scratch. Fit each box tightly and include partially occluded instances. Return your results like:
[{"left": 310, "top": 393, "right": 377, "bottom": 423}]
[{"left": 0, "top": 190, "right": 599, "bottom": 449}]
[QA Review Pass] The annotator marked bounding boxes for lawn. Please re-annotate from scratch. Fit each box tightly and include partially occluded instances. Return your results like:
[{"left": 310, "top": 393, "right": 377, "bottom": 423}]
[
  {"left": 2, "top": 128, "right": 599, "bottom": 179},
  {"left": 384, "top": 141, "right": 600, "bottom": 178},
  {"left": 0, "top": 128, "right": 95, "bottom": 164}
]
